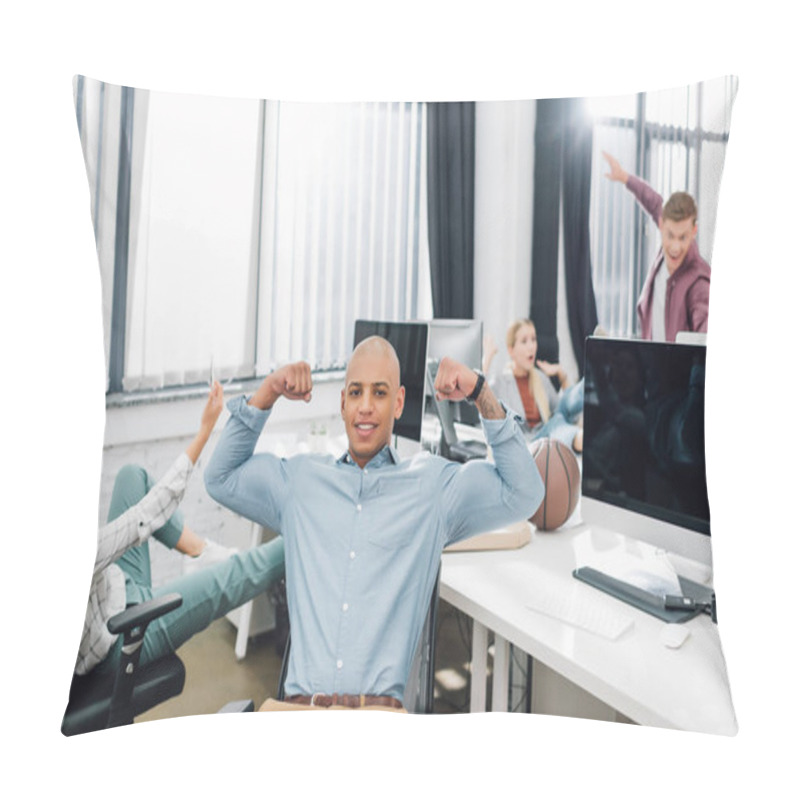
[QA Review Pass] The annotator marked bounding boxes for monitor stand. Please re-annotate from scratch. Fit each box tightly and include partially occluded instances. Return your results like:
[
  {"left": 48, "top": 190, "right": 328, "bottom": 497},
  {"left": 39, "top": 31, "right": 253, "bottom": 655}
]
[{"left": 443, "top": 436, "right": 488, "bottom": 463}]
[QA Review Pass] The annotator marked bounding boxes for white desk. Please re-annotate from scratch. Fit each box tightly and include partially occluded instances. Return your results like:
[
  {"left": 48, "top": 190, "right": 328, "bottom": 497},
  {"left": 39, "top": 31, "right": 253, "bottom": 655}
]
[{"left": 439, "top": 524, "right": 737, "bottom": 734}]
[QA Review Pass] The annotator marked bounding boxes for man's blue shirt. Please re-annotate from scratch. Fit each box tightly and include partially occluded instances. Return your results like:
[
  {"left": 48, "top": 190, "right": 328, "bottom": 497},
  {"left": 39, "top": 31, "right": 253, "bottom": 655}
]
[{"left": 205, "top": 396, "right": 543, "bottom": 701}]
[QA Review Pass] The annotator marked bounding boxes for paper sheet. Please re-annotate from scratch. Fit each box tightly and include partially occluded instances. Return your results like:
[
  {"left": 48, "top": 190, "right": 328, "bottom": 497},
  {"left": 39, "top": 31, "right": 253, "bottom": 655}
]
[{"left": 577, "top": 538, "right": 683, "bottom": 598}]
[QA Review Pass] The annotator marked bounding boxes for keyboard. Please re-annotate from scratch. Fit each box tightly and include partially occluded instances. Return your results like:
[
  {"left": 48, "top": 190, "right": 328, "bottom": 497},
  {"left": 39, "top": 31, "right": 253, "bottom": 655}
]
[{"left": 525, "top": 585, "right": 634, "bottom": 640}]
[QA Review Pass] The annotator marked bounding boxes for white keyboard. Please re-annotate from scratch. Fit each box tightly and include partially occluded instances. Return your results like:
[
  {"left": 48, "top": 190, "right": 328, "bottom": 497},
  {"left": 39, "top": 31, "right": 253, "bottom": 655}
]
[{"left": 526, "top": 585, "right": 634, "bottom": 640}]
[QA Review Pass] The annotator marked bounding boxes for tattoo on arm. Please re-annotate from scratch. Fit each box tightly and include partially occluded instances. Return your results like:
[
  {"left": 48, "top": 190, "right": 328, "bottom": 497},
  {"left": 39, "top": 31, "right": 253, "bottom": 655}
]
[{"left": 475, "top": 383, "right": 504, "bottom": 420}]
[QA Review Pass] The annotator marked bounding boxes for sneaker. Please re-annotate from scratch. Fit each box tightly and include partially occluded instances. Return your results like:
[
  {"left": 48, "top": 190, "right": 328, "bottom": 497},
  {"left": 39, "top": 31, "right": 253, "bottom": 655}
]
[{"left": 183, "top": 538, "right": 239, "bottom": 575}]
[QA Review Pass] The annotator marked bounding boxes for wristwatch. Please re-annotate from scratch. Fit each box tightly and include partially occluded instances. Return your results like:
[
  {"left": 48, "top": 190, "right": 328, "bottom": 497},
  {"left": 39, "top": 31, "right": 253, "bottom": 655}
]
[{"left": 466, "top": 370, "right": 485, "bottom": 403}]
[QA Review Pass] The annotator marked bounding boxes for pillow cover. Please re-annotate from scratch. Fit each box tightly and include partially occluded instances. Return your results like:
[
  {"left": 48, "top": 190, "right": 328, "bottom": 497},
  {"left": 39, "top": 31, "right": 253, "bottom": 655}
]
[{"left": 64, "top": 74, "right": 738, "bottom": 736}]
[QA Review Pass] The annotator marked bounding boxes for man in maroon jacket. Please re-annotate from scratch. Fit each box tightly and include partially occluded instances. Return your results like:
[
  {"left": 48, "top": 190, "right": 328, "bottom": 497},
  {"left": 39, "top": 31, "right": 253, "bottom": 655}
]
[{"left": 603, "top": 151, "right": 710, "bottom": 342}]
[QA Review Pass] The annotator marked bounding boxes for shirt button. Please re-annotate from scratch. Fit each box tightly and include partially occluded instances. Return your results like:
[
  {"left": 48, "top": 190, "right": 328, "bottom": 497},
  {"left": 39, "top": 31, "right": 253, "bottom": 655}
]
[
  {"left": 356, "top": 504, "right": 362, "bottom": 512},
  {"left": 342, "top": 603, "right": 349, "bottom": 612},
  {"left": 350, "top": 551, "right": 356, "bottom": 559},
  {"left": 337, "top": 660, "right": 343, "bottom": 669}
]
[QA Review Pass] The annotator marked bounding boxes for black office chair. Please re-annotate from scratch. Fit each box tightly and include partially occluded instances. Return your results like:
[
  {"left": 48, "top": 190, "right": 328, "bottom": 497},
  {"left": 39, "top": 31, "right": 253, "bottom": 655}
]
[
  {"left": 61, "top": 593, "right": 187, "bottom": 736},
  {"left": 276, "top": 564, "right": 441, "bottom": 713}
]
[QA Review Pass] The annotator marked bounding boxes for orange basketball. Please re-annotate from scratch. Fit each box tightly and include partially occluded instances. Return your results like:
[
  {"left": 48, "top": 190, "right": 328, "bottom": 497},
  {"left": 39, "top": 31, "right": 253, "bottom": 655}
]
[{"left": 529, "top": 438, "right": 581, "bottom": 531}]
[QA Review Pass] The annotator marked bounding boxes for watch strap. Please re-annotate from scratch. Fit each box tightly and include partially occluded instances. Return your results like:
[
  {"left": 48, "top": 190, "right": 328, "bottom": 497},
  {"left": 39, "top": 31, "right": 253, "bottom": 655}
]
[{"left": 467, "top": 370, "right": 485, "bottom": 403}]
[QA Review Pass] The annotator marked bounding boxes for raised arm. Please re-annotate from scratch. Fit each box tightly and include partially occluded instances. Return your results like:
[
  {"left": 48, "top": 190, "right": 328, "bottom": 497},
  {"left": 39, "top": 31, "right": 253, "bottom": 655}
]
[
  {"left": 204, "top": 363, "right": 312, "bottom": 529},
  {"left": 536, "top": 359, "right": 569, "bottom": 391},
  {"left": 186, "top": 380, "right": 224, "bottom": 463},
  {"left": 603, "top": 150, "right": 663, "bottom": 226},
  {"left": 434, "top": 356, "right": 504, "bottom": 419},
  {"left": 433, "top": 357, "right": 544, "bottom": 542},
  {"left": 94, "top": 381, "right": 224, "bottom": 575},
  {"left": 248, "top": 361, "right": 313, "bottom": 410},
  {"left": 482, "top": 333, "right": 498, "bottom": 376}
]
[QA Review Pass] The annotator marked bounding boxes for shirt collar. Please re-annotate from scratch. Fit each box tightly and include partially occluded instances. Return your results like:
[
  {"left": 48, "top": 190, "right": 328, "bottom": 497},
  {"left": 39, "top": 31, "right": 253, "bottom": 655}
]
[{"left": 338, "top": 444, "right": 400, "bottom": 468}]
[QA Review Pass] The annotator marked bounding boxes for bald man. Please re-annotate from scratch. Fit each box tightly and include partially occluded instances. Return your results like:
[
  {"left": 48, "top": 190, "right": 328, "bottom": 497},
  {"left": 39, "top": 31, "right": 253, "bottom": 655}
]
[{"left": 205, "top": 337, "right": 543, "bottom": 711}]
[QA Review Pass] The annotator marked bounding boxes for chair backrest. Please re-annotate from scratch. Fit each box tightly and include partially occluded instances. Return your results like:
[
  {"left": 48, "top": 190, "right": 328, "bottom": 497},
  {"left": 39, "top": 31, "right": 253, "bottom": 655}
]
[{"left": 276, "top": 564, "right": 442, "bottom": 713}]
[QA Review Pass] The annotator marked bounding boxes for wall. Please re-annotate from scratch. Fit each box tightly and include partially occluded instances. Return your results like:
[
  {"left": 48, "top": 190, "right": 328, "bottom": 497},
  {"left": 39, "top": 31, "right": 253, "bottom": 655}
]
[
  {"left": 473, "top": 100, "right": 536, "bottom": 380},
  {"left": 100, "top": 376, "right": 347, "bottom": 589}
]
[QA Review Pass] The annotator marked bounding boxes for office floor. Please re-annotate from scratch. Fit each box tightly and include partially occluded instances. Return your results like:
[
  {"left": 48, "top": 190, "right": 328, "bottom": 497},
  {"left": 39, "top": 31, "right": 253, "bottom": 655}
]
[{"left": 137, "top": 599, "right": 491, "bottom": 723}]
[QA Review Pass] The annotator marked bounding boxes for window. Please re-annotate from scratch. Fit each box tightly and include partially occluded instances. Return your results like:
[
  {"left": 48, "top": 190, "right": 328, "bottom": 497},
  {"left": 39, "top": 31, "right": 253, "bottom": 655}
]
[
  {"left": 75, "top": 79, "right": 431, "bottom": 393},
  {"left": 586, "top": 76, "right": 737, "bottom": 337}
]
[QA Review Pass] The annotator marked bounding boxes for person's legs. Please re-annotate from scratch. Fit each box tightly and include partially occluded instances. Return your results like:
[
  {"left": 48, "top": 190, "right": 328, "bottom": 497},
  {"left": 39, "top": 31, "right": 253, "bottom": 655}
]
[
  {"left": 137, "top": 536, "right": 286, "bottom": 666},
  {"left": 107, "top": 463, "right": 235, "bottom": 581},
  {"left": 557, "top": 378, "right": 584, "bottom": 423},
  {"left": 107, "top": 464, "right": 184, "bottom": 587}
]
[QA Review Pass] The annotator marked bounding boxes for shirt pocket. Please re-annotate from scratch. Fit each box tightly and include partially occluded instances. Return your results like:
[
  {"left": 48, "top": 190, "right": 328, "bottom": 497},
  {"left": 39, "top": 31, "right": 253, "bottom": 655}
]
[{"left": 365, "top": 476, "right": 423, "bottom": 550}]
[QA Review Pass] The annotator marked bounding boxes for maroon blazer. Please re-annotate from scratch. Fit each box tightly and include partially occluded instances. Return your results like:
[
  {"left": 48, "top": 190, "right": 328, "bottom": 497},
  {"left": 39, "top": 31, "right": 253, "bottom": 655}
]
[{"left": 626, "top": 175, "right": 711, "bottom": 341}]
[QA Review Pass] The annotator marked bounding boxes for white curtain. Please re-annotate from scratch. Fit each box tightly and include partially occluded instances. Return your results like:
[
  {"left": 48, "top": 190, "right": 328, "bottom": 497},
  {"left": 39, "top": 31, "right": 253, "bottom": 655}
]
[{"left": 78, "top": 81, "right": 432, "bottom": 392}]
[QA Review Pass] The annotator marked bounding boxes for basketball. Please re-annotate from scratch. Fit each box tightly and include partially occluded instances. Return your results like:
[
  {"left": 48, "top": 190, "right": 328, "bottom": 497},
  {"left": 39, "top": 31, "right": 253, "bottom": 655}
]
[{"left": 529, "top": 438, "right": 581, "bottom": 531}]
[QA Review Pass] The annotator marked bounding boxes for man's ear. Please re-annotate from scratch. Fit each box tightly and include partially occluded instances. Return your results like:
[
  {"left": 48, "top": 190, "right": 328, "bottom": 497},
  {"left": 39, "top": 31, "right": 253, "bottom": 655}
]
[
  {"left": 395, "top": 385, "right": 406, "bottom": 419},
  {"left": 341, "top": 388, "right": 346, "bottom": 418}
]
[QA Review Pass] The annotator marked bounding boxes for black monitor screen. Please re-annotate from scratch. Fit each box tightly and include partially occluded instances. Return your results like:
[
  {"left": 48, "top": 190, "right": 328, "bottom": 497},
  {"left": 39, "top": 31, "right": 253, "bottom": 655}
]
[
  {"left": 582, "top": 337, "right": 710, "bottom": 536},
  {"left": 425, "top": 319, "right": 483, "bottom": 427},
  {"left": 353, "top": 320, "right": 429, "bottom": 442}
]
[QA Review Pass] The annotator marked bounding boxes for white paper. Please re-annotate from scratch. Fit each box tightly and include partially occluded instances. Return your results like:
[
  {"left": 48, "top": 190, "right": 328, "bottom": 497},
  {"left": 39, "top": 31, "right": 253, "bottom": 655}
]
[{"left": 577, "top": 537, "right": 683, "bottom": 598}]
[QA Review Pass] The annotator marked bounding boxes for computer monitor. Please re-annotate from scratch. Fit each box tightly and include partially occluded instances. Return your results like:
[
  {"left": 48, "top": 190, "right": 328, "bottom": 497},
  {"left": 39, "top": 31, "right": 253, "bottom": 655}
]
[
  {"left": 581, "top": 336, "right": 712, "bottom": 566},
  {"left": 423, "top": 319, "right": 483, "bottom": 427},
  {"left": 352, "top": 319, "right": 429, "bottom": 443}
]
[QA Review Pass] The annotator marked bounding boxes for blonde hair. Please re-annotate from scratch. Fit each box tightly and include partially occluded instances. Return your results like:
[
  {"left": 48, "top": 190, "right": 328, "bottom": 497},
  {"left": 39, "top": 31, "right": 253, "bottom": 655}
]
[{"left": 506, "top": 319, "right": 550, "bottom": 423}]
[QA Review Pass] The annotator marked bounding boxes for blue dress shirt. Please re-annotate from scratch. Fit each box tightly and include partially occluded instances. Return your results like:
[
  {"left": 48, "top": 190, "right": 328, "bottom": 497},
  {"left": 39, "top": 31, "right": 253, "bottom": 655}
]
[{"left": 205, "top": 396, "right": 543, "bottom": 701}]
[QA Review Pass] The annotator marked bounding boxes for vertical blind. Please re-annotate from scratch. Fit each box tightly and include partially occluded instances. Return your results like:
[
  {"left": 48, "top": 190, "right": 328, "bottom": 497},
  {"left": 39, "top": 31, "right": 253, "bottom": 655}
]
[
  {"left": 76, "top": 78, "right": 431, "bottom": 393},
  {"left": 587, "top": 76, "right": 737, "bottom": 337},
  {"left": 258, "top": 100, "right": 429, "bottom": 375}
]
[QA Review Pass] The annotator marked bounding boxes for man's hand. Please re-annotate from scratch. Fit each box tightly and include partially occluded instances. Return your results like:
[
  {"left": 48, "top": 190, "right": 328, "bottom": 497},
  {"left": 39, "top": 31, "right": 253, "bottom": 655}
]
[
  {"left": 433, "top": 357, "right": 479, "bottom": 402},
  {"left": 435, "top": 357, "right": 505, "bottom": 420},
  {"left": 249, "top": 361, "right": 313, "bottom": 410},
  {"left": 602, "top": 151, "right": 628, "bottom": 184}
]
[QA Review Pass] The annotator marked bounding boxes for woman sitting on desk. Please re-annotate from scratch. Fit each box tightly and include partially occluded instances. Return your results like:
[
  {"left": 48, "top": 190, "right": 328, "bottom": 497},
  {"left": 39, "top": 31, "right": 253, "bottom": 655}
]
[{"left": 485, "top": 318, "right": 584, "bottom": 453}]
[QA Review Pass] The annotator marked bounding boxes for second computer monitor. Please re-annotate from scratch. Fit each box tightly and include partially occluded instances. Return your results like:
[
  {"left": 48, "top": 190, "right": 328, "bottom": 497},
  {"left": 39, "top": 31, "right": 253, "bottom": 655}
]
[
  {"left": 425, "top": 319, "right": 483, "bottom": 426},
  {"left": 352, "top": 319, "right": 429, "bottom": 443}
]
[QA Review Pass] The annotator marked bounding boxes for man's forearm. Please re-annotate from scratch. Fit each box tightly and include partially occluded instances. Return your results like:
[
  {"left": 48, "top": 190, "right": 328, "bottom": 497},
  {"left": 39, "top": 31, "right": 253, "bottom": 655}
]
[
  {"left": 248, "top": 380, "right": 282, "bottom": 410},
  {"left": 625, "top": 174, "right": 663, "bottom": 225},
  {"left": 474, "top": 382, "right": 505, "bottom": 420}
]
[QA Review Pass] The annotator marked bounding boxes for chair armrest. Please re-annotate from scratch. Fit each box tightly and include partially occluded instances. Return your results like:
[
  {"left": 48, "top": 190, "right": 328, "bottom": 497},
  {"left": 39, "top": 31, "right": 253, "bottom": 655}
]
[{"left": 107, "top": 593, "right": 183, "bottom": 636}]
